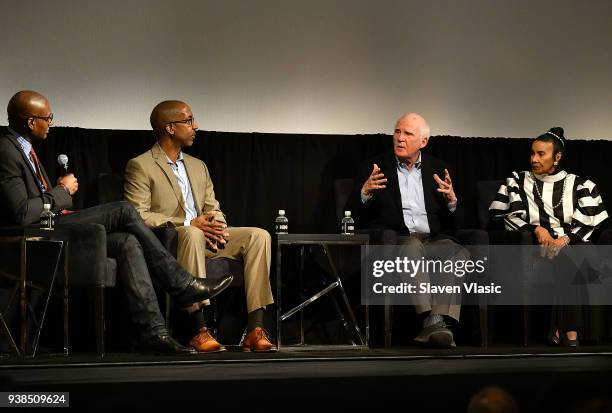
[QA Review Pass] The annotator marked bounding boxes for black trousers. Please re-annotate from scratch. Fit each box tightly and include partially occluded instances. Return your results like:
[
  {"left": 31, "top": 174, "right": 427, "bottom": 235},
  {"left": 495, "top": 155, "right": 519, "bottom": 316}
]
[
  {"left": 546, "top": 241, "right": 599, "bottom": 334},
  {"left": 57, "top": 201, "right": 192, "bottom": 337}
]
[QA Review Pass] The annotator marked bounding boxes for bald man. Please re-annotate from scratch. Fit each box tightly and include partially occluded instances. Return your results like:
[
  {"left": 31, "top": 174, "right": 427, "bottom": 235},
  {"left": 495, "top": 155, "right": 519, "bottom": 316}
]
[
  {"left": 124, "top": 100, "right": 275, "bottom": 353},
  {"left": 345, "top": 113, "right": 468, "bottom": 348},
  {"left": 0, "top": 90, "right": 232, "bottom": 355}
]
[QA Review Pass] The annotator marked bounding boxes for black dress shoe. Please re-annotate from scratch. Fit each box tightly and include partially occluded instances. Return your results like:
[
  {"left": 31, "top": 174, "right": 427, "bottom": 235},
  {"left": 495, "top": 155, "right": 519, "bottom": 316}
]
[
  {"left": 175, "top": 274, "right": 233, "bottom": 308},
  {"left": 139, "top": 335, "right": 197, "bottom": 355}
]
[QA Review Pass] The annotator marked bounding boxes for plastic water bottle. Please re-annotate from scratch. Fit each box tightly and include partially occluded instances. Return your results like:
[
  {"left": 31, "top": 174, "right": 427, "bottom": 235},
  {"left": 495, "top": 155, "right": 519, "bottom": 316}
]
[
  {"left": 40, "top": 203, "right": 55, "bottom": 230},
  {"left": 275, "top": 210, "right": 289, "bottom": 234},
  {"left": 341, "top": 211, "right": 355, "bottom": 235}
]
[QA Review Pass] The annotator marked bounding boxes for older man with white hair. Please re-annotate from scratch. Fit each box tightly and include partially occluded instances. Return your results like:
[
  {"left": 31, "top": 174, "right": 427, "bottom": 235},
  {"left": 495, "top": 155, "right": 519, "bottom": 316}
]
[{"left": 346, "top": 113, "right": 468, "bottom": 348}]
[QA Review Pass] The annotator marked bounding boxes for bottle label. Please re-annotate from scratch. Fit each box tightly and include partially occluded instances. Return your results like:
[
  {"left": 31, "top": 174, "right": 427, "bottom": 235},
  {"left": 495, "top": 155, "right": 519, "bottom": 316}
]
[
  {"left": 40, "top": 217, "right": 54, "bottom": 230},
  {"left": 275, "top": 224, "right": 288, "bottom": 234},
  {"left": 342, "top": 223, "right": 354, "bottom": 234}
]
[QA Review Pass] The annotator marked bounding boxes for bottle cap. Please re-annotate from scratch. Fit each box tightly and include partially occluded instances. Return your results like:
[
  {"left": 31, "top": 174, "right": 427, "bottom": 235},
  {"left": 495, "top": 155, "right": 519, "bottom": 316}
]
[
  {"left": 344, "top": 210, "right": 351, "bottom": 217},
  {"left": 43, "top": 203, "right": 51, "bottom": 210},
  {"left": 278, "top": 210, "right": 285, "bottom": 215}
]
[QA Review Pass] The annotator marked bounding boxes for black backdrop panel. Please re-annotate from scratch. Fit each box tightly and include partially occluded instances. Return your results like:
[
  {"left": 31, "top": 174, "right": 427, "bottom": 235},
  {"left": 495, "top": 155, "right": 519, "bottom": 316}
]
[{"left": 2, "top": 126, "right": 611, "bottom": 234}]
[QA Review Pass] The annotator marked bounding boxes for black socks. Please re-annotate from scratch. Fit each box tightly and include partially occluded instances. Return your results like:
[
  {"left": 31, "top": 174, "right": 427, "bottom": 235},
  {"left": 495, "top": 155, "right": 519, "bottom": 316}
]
[{"left": 247, "top": 308, "right": 264, "bottom": 332}]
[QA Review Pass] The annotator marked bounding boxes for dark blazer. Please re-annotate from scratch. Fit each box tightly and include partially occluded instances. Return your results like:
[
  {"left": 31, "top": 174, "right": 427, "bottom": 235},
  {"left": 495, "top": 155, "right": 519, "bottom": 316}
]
[
  {"left": 345, "top": 151, "right": 461, "bottom": 238},
  {"left": 0, "top": 132, "right": 72, "bottom": 226}
]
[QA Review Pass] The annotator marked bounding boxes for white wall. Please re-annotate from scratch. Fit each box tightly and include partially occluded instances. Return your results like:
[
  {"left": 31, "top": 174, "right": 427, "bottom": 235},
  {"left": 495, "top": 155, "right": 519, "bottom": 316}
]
[{"left": 1, "top": 0, "right": 611, "bottom": 138}]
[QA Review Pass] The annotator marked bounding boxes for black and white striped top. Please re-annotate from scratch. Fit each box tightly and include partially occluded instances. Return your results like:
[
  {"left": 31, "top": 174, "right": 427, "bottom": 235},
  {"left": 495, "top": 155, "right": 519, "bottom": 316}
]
[{"left": 489, "top": 170, "right": 608, "bottom": 243}]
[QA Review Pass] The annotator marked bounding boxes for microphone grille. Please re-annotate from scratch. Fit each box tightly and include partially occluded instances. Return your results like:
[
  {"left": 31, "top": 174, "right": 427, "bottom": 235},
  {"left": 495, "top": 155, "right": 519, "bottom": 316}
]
[{"left": 57, "top": 154, "right": 68, "bottom": 166}]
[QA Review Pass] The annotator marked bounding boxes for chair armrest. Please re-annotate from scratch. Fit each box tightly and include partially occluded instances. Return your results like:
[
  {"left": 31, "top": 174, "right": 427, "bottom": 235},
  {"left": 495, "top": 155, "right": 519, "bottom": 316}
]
[
  {"left": 455, "top": 229, "right": 489, "bottom": 245},
  {"left": 595, "top": 229, "right": 612, "bottom": 245},
  {"left": 489, "top": 230, "right": 533, "bottom": 245}
]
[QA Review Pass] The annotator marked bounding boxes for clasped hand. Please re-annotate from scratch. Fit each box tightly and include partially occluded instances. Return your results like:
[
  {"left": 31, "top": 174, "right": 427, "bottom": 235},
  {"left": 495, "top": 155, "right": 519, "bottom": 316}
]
[
  {"left": 190, "top": 212, "right": 230, "bottom": 251},
  {"left": 534, "top": 226, "right": 567, "bottom": 259}
]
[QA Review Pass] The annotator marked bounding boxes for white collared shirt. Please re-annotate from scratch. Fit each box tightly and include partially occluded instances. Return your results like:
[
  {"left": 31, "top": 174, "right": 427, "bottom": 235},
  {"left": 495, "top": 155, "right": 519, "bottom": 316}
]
[
  {"left": 165, "top": 151, "right": 198, "bottom": 226},
  {"left": 397, "top": 152, "right": 430, "bottom": 234}
]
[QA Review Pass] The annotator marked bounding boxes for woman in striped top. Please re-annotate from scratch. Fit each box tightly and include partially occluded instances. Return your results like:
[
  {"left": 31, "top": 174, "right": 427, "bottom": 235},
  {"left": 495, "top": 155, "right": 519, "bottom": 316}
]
[{"left": 489, "top": 127, "right": 608, "bottom": 347}]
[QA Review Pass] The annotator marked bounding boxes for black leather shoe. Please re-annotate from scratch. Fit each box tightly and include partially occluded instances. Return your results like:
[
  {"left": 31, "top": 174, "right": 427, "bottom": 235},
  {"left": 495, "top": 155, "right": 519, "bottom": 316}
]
[
  {"left": 174, "top": 274, "right": 233, "bottom": 308},
  {"left": 139, "top": 335, "right": 197, "bottom": 355}
]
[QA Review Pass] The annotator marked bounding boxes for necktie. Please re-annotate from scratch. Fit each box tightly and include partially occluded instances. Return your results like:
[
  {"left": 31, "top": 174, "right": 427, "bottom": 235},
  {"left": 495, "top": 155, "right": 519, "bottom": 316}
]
[{"left": 29, "top": 148, "right": 49, "bottom": 191}]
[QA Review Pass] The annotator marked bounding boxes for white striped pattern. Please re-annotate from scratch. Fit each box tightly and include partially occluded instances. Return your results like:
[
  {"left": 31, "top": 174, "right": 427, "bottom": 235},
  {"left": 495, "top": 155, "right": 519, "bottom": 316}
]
[{"left": 489, "top": 170, "right": 608, "bottom": 242}]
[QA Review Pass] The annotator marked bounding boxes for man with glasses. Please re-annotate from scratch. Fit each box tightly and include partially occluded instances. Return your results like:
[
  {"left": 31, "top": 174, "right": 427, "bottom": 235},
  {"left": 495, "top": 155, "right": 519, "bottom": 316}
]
[
  {"left": 0, "top": 90, "right": 233, "bottom": 355},
  {"left": 124, "top": 100, "right": 276, "bottom": 353}
]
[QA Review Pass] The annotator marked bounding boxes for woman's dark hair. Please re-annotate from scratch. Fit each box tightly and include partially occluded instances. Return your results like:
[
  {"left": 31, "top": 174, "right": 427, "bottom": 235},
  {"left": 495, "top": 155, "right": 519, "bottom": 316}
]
[{"left": 534, "top": 126, "right": 566, "bottom": 172}]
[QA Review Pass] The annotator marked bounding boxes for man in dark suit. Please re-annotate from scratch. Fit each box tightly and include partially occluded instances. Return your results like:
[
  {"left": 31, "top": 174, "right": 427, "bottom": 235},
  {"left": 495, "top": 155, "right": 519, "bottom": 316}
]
[
  {"left": 346, "top": 112, "right": 467, "bottom": 348},
  {"left": 0, "top": 90, "right": 232, "bottom": 354}
]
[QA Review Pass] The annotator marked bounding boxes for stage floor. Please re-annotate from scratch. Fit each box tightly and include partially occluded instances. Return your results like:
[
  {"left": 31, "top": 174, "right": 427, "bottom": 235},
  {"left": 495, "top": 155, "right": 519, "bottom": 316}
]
[
  {"left": 2, "top": 346, "right": 612, "bottom": 410},
  {"left": 3, "top": 344, "right": 612, "bottom": 364}
]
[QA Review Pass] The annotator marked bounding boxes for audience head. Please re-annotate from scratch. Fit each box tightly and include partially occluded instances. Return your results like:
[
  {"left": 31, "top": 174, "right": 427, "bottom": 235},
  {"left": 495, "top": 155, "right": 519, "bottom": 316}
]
[
  {"left": 467, "top": 386, "right": 519, "bottom": 413},
  {"left": 574, "top": 398, "right": 612, "bottom": 413},
  {"left": 150, "top": 100, "right": 199, "bottom": 148},
  {"left": 7, "top": 90, "right": 53, "bottom": 141},
  {"left": 531, "top": 126, "right": 566, "bottom": 175},
  {"left": 393, "top": 112, "right": 430, "bottom": 163}
]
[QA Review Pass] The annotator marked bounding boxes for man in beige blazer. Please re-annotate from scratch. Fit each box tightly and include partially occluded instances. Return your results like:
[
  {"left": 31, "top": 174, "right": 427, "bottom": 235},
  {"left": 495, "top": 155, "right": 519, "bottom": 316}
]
[{"left": 124, "top": 100, "right": 275, "bottom": 352}]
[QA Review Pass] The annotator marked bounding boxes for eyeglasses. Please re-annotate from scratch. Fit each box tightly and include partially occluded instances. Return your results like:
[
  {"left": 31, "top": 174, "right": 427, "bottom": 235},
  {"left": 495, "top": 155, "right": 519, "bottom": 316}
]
[
  {"left": 167, "top": 117, "right": 195, "bottom": 127},
  {"left": 27, "top": 113, "right": 54, "bottom": 125}
]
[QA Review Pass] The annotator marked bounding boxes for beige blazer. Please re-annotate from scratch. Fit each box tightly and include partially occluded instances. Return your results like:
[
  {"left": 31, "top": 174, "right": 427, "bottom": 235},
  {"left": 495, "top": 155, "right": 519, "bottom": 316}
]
[{"left": 124, "top": 143, "right": 226, "bottom": 228}]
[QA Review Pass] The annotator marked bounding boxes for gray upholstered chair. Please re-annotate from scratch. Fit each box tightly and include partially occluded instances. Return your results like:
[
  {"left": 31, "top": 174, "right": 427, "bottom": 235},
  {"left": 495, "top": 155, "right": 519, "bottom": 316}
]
[{"left": 0, "top": 223, "right": 116, "bottom": 357}]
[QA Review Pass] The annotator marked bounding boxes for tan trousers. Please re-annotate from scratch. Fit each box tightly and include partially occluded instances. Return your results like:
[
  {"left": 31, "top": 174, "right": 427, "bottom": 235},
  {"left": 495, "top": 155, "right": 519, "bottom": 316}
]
[
  {"left": 175, "top": 226, "right": 274, "bottom": 314},
  {"left": 399, "top": 237, "right": 466, "bottom": 322}
]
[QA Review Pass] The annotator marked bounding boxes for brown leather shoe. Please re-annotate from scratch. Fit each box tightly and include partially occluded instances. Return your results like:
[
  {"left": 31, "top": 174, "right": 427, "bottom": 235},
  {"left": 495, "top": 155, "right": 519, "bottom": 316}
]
[
  {"left": 189, "top": 327, "right": 226, "bottom": 353},
  {"left": 242, "top": 327, "right": 277, "bottom": 352}
]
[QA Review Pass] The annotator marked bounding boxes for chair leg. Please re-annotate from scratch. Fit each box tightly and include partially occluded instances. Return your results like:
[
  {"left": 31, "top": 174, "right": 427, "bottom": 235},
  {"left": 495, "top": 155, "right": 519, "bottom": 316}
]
[
  {"left": 94, "top": 286, "right": 105, "bottom": 358},
  {"left": 523, "top": 306, "right": 531, "bottom": 347},
  {"left": 384, "top": 304, "right": 393, "bottom": 348},
  {"left": 165, "top": 292, "right": 172, "bottom": 335},
  {"left": 212, "top": 299, "right": 218, "bottom": 334},
  {"left": 479, "top": 304, "right": 488, "bottom": 348},
  {"left": 0, "top": 311, "right": 20, "bottom": 355}
]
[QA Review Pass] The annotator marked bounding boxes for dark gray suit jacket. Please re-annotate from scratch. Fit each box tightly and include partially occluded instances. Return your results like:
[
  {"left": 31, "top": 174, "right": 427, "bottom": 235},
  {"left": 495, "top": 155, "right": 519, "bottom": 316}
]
[
  {"left": 345, "top": 151, "right": 463, "bottom": 238},
  {"left": 0, "top": 132, "right": 72, "bottom": 226}
]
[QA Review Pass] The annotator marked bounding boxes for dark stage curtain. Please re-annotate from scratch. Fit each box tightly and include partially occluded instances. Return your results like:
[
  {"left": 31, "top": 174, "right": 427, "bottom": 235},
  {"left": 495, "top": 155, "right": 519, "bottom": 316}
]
[
  {"left": 2, "top": 126, "right": 609, "bottom": 234},
  {"left": 2, "top": 126, "right": 612, "bottom": 347}
]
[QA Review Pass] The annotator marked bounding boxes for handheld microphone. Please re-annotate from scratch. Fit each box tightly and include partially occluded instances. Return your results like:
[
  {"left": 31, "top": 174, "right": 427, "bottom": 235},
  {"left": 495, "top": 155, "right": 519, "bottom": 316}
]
[{"left": 57, "top": 154, "right": 69, "bottom": 175}]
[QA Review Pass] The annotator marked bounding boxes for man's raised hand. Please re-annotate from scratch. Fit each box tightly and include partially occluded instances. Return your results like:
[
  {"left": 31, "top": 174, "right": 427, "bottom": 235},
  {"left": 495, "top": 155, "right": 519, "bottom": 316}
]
[
  {"left": 361, "top": 163, "right": 387, "bottom": 198},
  {"left": 433, "top": 169, "right": 457, "bottom": 204}
]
